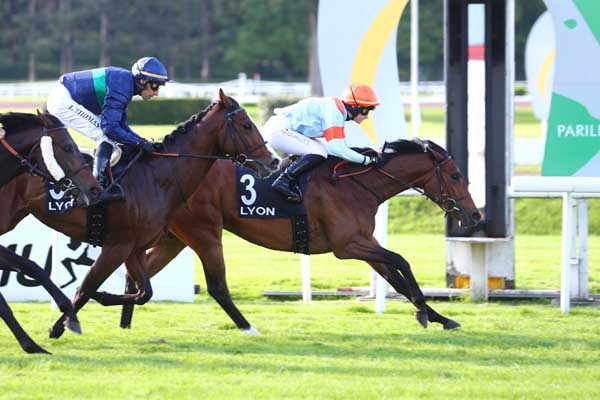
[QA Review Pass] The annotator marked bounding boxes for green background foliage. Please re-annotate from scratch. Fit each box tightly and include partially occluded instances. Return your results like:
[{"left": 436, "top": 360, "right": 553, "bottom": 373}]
[{"left": 0, "top": 0, "right": 547, "bottom": 82}]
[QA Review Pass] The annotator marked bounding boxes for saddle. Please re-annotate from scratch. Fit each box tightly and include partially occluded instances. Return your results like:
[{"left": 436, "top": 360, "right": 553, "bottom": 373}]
[{"left": 45, "top": 144, "right": 142, "bottom": 247}]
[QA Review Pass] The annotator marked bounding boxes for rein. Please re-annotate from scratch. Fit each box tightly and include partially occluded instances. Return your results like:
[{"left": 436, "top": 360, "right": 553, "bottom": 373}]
[
  {"left": 0, "top": 126, "right": 77, "bottom": 188},
  {"left": 148, "top": 106, "right": 268, "bottom": 166},
  {"left": 330, "top": 150, "right": 466, "bottom": 215}
]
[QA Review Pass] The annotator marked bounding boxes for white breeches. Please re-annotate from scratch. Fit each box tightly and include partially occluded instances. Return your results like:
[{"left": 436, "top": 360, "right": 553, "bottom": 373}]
[
  {"left": 262, "top": 115, "right": 328, "bottom": 158},
  {"left": 46, "top": 83, "right": 116, "bottom": 147}
]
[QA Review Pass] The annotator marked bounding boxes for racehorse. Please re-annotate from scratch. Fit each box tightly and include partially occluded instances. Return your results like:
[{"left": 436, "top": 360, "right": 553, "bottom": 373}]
[
  {"left": 0, "top": 90, "right": 279, "bottom": 341},
  {"left": 121, "top": 139, "right": 481, "bottom": 332},
  {"left": 0, "top": 111, "right": 101, "bottom": 353}
]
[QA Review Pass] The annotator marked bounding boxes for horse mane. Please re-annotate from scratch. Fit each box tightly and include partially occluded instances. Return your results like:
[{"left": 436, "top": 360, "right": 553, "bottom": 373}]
[
  {"left": 347, "top": 138, "right": 448, "bottom": 165},
  {"left": 162, "top": 96, "right": 240, "bottom": 144},
  {"left": 379, "top": 138, "right": 449, "bottom": 163}
]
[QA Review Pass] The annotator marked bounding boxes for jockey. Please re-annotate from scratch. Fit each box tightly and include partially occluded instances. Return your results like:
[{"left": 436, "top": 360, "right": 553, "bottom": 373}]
[
  {"left": 46, "top": 56, "right": 169, "bottom": 202},
  {"left": 264, "top": 83, "right": 380, "bottom": 203}
]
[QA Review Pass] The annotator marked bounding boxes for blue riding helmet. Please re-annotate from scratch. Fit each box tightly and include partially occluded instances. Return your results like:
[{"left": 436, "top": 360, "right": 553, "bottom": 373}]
[{"left": 131, "top": 57, "right": 169, "bottom": 83}]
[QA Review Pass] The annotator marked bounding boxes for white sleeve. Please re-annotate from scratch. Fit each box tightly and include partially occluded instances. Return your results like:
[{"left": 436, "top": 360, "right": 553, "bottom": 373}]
[{"left": 327, "top": 138, "right": 369, "bottom": 164}]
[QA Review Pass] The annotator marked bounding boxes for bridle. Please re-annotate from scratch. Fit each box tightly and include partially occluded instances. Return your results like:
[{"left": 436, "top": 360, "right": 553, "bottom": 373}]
[
  {"left": 331, "top": 148, "right": 468, "bottom": 216},
  {"left": 222, "top": 106, "right": 269, "bottom": 164},
  {"left": 0, "top": 125, "right": 85, "bottom": 193},
  {"left": 148, "top": 104, "right": 268, "bottom": 166}
]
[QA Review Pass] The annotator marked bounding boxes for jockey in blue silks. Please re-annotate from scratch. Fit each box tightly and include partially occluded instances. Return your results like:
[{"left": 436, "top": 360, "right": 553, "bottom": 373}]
[{"left": 46, "top": 57, "right": 169, "bottom": 202}]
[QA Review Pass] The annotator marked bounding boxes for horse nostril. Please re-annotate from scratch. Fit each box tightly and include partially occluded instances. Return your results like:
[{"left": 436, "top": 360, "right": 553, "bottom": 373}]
[
  {"left": 473, "top": 212, "right": 482, "bottom": 221},
  {"left": 271, "top": 158, "right": 280, "bottom": 168}
]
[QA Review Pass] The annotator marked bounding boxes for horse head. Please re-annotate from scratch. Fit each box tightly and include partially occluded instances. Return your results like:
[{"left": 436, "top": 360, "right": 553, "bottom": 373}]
[
  {"left": 0, "top": 112, "right": 101, "bottom": 206},
  {"left": 216, "top": 89, "right": 280, "bottom": 178},
  {"left": 418, "top": 141, "right": 481, "bottom": 228}
]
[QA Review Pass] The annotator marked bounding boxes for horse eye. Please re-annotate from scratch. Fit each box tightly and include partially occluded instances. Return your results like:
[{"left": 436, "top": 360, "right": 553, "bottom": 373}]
[
  {"left": 451, "top": 173, "right": 460, "bottom": 181},
  {"left": 243, "top": 123, "right": 251, "bottom": 130},
  {"left": 63, "top": 144, "right": 73, "bottom": 152}
]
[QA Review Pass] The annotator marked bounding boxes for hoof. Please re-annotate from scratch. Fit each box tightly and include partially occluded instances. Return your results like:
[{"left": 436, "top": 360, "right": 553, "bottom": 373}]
[
  {"left": 49, "top": 323, "right": 65, "bottom": 339},
  {"left": 443, "top": 319, "right": 461, "bottom": 330},
  {"left": 416, "top": 310, "right": 429, "bottom": 328},
  {"left": 64, "top": 318, "right": 82, "bottom": 335},
  {"left": 24, "top": 342, "right": 51, "bottom": 355},
  {"left": 243, "top": 326, "right": 261, "bottom": 336}
]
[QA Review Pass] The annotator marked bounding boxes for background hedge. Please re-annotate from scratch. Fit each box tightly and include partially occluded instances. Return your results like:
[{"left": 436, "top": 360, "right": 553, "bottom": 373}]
[
  {"left": 127, "top": 98, "right": 213, "bottom": 125},
  {"left": 387, "top": 197, "right": 600, "bottom": 235}
]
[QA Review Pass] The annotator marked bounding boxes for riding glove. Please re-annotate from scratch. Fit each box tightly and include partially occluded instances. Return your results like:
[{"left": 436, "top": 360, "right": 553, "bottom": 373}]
[
  {"left": 137, "top": 140, "right": 155, "bottom": 154},
  {"left": 364, "top": 155, "right": 380, "bottom": 166}
]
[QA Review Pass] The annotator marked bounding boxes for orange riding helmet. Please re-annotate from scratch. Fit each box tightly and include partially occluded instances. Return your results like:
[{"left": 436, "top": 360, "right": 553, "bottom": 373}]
[{"left": 340, "top": 83, "right": 380, "bottom": 107}]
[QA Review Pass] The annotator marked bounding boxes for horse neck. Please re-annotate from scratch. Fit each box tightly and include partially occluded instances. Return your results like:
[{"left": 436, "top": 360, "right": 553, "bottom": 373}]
[
  {"left": 0, "top": 127, "right": 41, "bottom": 186},
  {"left": 159, "top": 117, "right": 223, "bottom": 201},
  {"left": 355, "top": 153, "right": 434, "bottom": 203}
]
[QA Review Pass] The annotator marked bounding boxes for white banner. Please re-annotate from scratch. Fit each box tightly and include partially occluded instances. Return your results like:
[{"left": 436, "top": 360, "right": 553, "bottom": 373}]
[{"left": 0, "top": 216, "right": 194, "bottom": 302}]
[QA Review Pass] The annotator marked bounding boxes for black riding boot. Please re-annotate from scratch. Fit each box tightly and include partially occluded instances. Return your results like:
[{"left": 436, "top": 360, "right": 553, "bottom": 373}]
[
  {"left": 94, "top": 142, "right": 124, "bottom": 202},
  {"left": 272, "top": 154, "right": 325, "bottom": 203}
]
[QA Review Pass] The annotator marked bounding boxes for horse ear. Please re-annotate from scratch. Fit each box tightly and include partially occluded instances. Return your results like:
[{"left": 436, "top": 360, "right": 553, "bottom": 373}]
[
  {"left": 428, "top": 147, "right": 447, "bottom": 162},
  {"left": 218, "top": 88, "right": 232, "bottom": 108},
  {"left": 36, "top": 109, "right": 49, "bottom": 126}
]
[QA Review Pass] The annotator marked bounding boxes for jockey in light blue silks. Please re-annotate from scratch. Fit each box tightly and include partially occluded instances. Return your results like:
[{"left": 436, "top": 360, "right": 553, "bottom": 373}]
[
  {"left": 46, "top": 57, "right": 169, "bottom": 202},
  {"left": 263, "top": 83, "right": 381, "bottom": 203}
]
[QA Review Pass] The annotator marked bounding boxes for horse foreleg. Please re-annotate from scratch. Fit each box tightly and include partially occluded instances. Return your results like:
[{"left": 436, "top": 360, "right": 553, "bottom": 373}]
[
  {"left": 368, "top": 262, "right": 460, "bottom": 330},
  {"left": 120, "top": 235, "right": 185, "bottom": 329},
  {"left": 92, "top": 250, "right": 153, "bottom": 306},
  {"left": 335, "top": 236, "right": 429, "bottom": 328},
  {"left": 49, "top": 244, "right": 132, "bottom": 339},
  {"left": 0, "top": 291, "right": 50, "bottom": 354},
  {"left": 0, "top": 245, "right": 81, "bottom": 334}
]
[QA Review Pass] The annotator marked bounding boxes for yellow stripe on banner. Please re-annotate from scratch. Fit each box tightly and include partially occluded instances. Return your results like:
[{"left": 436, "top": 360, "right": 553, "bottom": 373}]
[
  {"left": 351, "top": 0, "right": 408, "bottom": 144},
  {"left": 538, "top": 49, "right": 555, "bottom": 102}
]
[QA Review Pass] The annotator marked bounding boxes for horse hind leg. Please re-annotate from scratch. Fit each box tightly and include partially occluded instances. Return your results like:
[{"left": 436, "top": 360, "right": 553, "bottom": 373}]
[
  {"left": 120, "top": 236, "right": 186, "bottom": 329},
  {"left": 368, "top": 262, "right": 460, "bottom": 330},
  {"left": 0, "top": 292, "right": 50, "bottom": 354}
]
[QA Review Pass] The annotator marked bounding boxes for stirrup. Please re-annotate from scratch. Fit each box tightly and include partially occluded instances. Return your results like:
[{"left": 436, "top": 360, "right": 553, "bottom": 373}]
[
  {"left": 273, "top": 182, "right": 302, "bottom": 203},
  {"left": 98, "top": 182, "right": 125, "bottom": 202}
]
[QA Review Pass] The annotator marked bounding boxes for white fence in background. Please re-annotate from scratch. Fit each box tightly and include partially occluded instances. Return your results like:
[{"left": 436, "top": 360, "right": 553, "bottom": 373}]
[
  {"left": 0, "top": 76, "right": 450, "bottom": 101},
  {"left": 509, "top": 177, "right": 600, "bottom": 313}
]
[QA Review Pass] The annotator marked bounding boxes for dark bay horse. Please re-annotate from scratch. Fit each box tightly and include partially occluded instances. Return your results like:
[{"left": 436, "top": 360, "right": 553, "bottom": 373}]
[
  {"left": 0, "top": 90, "right": 279, "bottom": 341},
  {"left": 0, "top": 112, "right": 101, "bottom": 353},
  {"left": 122, "top": 139, "right": 481, "bottom": 332}
]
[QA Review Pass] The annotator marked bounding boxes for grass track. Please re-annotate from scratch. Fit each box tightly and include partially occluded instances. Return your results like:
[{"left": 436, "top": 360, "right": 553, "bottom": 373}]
[
  {"left": 1, "top": 234, "right": 599, "bottom": 399},
  {"left": 1, "top": 300, "right": 599, "bottom": 399}
]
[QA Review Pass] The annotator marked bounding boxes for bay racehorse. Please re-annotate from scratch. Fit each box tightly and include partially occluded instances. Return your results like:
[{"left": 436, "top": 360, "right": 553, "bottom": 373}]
[
  {"left": 0, "top": 90, "right": 279, "bottom": 341},
  {"left": 121, "top": 139, "right": 481, "bottom": 332},
  {"left": 0, "top": 112, "right": 101, "bottom": 353}
]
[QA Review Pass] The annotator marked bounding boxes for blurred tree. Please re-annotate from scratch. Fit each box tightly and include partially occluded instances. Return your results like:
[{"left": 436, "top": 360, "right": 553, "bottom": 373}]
[{"left": 0, "top": 0, "right": 546, "bottom": 83}]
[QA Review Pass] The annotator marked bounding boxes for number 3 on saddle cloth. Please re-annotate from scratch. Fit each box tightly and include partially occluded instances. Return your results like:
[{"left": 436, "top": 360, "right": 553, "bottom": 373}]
[{"left": 236, "top": 165, "right": 310, "bottom": 254}]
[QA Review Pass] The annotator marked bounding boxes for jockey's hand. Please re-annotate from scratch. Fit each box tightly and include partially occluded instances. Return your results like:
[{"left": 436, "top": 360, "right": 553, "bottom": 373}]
[
  {"left": 364, "top": 155, "right": 381, "bottom": 166},
  {"left": 137, "top": 140, "right": 155, "bottom": 154}
]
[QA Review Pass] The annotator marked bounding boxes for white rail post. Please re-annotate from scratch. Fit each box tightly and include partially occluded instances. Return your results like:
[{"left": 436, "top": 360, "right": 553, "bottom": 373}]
[
  {"left": 301, "top": 254, "right": 312, "bottom": 302},
  {"left": 577, "top": 199, "right": 589, "bottom": 299},
  {"left": 560, "top": 192, "right": 576, "bottom": 313},
  {"left": 374, "top": 202, "right": 389, "bottom": 313}
]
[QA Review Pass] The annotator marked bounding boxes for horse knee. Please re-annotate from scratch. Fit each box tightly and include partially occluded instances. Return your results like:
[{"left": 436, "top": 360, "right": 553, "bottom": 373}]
[{"left": 134, "top": 288, "right": 153, "bottom": 305}]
